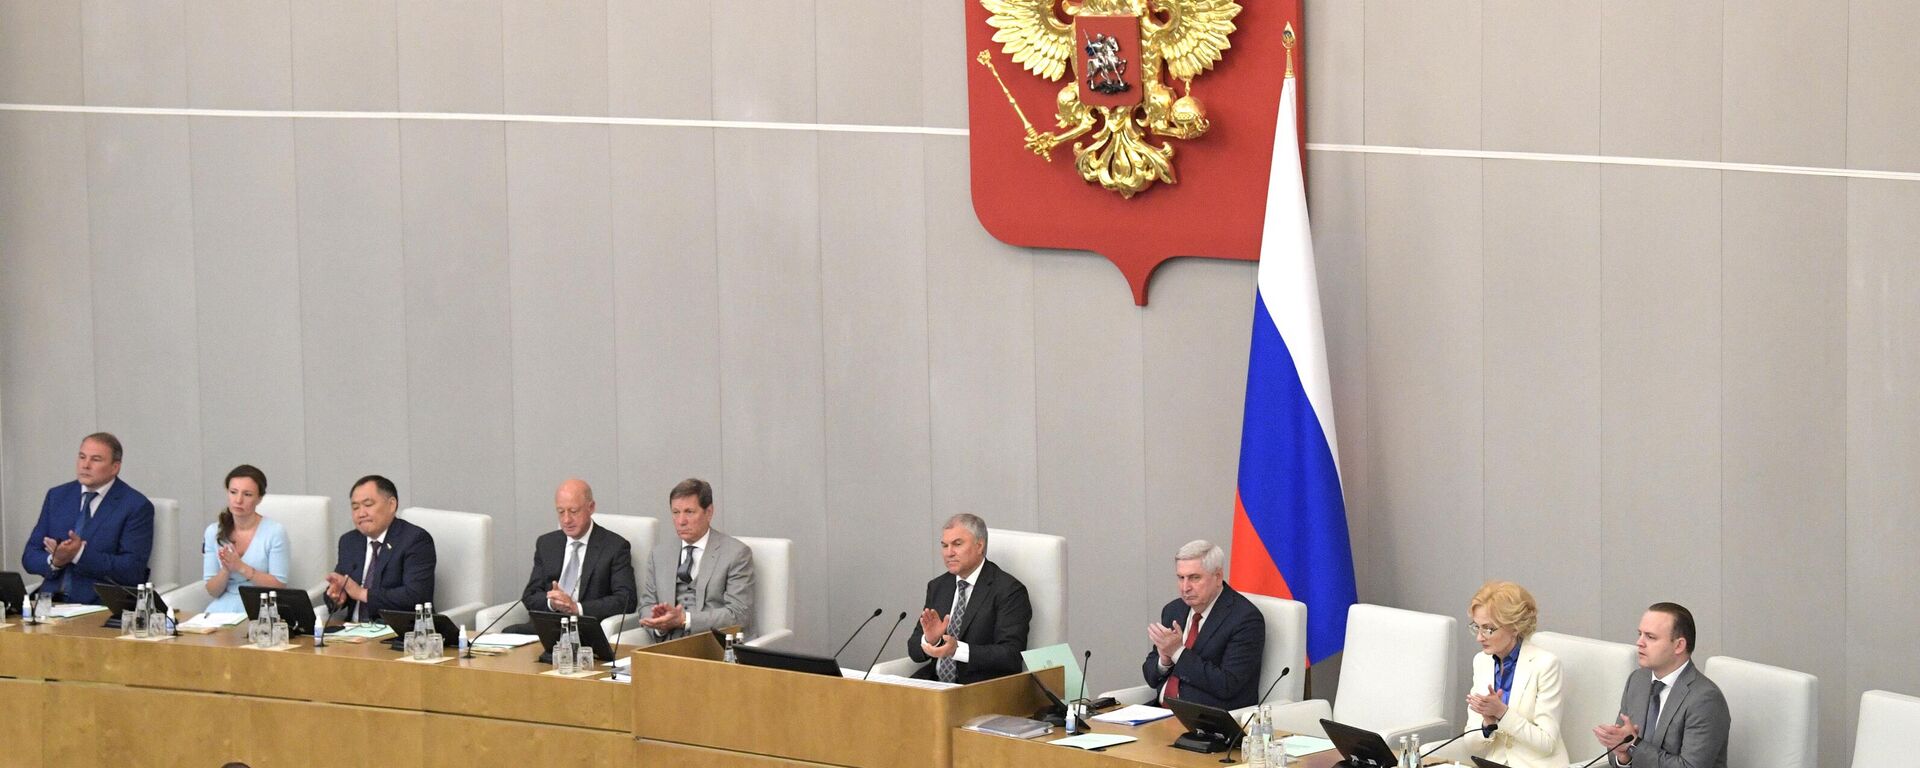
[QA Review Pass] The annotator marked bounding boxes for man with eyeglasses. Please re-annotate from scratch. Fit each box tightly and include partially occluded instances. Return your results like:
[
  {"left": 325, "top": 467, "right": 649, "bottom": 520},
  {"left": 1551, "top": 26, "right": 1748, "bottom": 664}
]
[{"left": 1592, "top": 602, "right": 1729, "bottom": 767}]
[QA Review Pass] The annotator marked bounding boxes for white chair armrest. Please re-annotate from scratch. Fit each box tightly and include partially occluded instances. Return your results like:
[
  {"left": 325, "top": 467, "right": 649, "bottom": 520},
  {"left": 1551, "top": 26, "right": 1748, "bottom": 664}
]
[
  {"left": 615, "top": 627, "right": 659, "bottom": 649},
  {"left": 1269, "top": 699, "right": 1334, "bottom": 738},
  {"left": 161, "top": 581, "right": 213, "bottom": 618},
  {"left": 1098, "top": 685, "right": 1157, "bottom": 707},
  {"left": 24, "top": 575, "right": 42, "bottom": 594},
  {"left": 867, "top": 655, "right": 925, "bottom": 679},
  {"left": 1379, "top": 718, "right": 1455, "bottom": 749},
  {"left": 475, "top": 600, "right": 527, "bottom": 634},
  {"left": 599, "top": 612, "right": 643, "bottom": 642},
  {"left": 304, "top": 583, "right": 329, "bottom": 611},
  {"left": 151, "top": 581, "right": 179, "bottom": 595},
  {"left": 439, "top": 601, "right": 483, "bottom": 629},
  {"left": 743, "top": 628, "right": 793, "bottom": 649}
]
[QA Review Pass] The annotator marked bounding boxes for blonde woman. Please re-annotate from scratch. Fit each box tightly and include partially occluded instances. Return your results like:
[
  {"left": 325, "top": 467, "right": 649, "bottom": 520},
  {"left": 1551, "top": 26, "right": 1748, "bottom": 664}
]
[{"left": 1453, "top": 581, "right": 1569, "bottom": 768}]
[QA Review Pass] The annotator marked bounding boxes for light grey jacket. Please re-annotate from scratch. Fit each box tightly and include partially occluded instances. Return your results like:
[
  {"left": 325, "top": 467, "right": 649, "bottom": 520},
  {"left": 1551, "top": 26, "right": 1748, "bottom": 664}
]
[
  {"left": 640, "top": 528, "right": 755, "bottom": 640},
  {"left": 1610, "top": 662, "right": 1730, "bottom": 768}
]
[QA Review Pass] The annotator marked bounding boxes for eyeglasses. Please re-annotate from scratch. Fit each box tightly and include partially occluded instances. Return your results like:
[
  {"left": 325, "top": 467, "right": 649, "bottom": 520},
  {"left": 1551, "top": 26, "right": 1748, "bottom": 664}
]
[{"left": 1467, "top": 623, "right": 1502, "bottom": 638}]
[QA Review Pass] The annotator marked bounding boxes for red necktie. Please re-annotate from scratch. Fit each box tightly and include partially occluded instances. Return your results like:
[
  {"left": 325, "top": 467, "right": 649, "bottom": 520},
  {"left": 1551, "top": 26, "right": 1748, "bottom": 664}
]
[{"left": 1164, "top": 613, "right": 1204, "bottom": 700}]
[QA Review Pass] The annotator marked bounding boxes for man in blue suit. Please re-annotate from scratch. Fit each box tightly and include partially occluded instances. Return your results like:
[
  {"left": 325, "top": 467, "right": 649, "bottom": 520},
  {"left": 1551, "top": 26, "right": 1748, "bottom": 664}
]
[
  {"left": 1142, "top": 539, "right": 1265, "bottom": 710},
  {"left": 323, "top": 475, "right": 435, "bottom": 622},
  {"left": 20, "top": 433, "right": 155, "bottom": 604}
]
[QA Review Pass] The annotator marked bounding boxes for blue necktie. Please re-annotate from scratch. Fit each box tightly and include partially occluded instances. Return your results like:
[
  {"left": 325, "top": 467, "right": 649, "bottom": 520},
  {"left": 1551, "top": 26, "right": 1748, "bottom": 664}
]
[{"left": 60, "top": 491, "right": 98, "bottom": 597}]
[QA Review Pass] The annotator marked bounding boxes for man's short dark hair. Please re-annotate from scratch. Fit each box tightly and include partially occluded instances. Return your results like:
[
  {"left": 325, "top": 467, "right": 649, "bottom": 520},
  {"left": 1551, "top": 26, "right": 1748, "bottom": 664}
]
[
  {"left": 83, "top": 432, "right": 124, "bottom": 463},
  {"left": 352, "top": 474, "right": 399, "bottom": 502},
  {"left": 1648, "top": 602, "right": 1697, "bottom": 655},
  {"left": 669, "top": 478, "right": 713, "bottom": 509}
]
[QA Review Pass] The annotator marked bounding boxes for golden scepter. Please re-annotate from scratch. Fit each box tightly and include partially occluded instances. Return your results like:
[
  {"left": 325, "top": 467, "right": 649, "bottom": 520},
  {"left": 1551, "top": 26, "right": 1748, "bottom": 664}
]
[{"left": 976, "top": 50, "right": 1053, "bottom": 162}]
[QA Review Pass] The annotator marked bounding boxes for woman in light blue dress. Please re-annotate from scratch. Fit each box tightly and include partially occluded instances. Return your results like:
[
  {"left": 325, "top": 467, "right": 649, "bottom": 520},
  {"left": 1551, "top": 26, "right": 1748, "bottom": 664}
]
[{"left": 201, "top": 464, "right": 290, "bottom": 614}]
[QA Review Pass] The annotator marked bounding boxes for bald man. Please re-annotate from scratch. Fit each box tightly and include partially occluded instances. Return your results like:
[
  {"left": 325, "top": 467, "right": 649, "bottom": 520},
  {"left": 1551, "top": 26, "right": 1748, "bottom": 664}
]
[{"left": 510, "top": 479, "right": 637, "bottom": 631}]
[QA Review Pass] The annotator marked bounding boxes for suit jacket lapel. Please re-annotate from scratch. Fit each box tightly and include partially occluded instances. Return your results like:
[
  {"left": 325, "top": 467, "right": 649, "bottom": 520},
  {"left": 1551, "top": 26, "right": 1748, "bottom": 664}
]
[
  {"left": 1652, "top": 665, "right": 1695, "bottom": 747},
  {"left": 694, "top": 534, "right": 723, "bottom": 603},
  {"left": 1511, "top": 644, "right": 1536, "bottom": 711}
]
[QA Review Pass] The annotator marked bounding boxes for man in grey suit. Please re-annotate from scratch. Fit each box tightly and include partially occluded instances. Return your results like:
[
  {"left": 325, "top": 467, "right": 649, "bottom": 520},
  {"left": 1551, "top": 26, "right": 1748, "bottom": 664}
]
[
  {"left": 638, "top": 478, "right": 754, "bottom": 640},
  {"left": 508, "top": 478, "right": 637, "bottom": 632},
  {"left": 1594, "top": 602, "right": 1729, "bottom": 768}
]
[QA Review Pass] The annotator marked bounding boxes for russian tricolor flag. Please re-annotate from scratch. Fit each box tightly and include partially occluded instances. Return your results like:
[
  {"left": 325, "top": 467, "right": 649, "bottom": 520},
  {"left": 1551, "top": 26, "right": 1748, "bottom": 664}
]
[{"left": 1229, "top": 69, "right": 1359, "bottom": 665}]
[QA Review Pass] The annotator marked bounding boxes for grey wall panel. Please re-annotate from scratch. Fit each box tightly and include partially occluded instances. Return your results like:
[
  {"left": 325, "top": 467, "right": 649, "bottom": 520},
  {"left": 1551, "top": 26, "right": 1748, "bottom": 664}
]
[
  {"left": 1597, "top": 165, "right": 1720, "bottom": 643},
  {"left": 918, "top": 0, "right": 966, "bottom": 129},
  {"left": 0, "top": 0, "right": 83, "bottom": 104},
  {"left": 817, "top": 0, "right": 921, "bottom": 126},
  {"left": 1306, "top": 151, "right": 1369, "bottom": 632},
  {"left": 1363, "top": 154, "right": 1484, "bottom": 625},
  {"left": 1723, "top": 0, "right": 1847, "bottom": 167},
  {"left": 184, "top": 0, "right": 291, "bottom": 110},
  {"left": 291, "top": 0, "right": 400, "bottom": 112},
  {"left": 713, "top": 128, "right": 829, "bottom": 647},
  {"left": 294, "top": 118, "right": 410, "bottom": 520},
  {"left": 504, "top": 122, "right": 619, "bottom": 602},
  {"left": 80, "top": 0, "right": 187, "bottom": 108},
  {"left": 710, "top": 0, "right": 816, "bottom": 123},
  {"left": 1599, "top": 1, "right": 1720, "bottom": 160},
  {"left": 1481, "top": 161, "right": 1604, "bottom": 637},
  {"left": 189, "top": 116, "right": 306, "bottom": 523},
  {"left": 609, "top": 126, "right": 723, "bottom": 523},
  {"left": 1033, "top": 251, "right": 1150, "bottom": 699},
  {"left": 1720, "top": 172, "right": 1849, "bottom": 751},
  {"left": 1845, "top": 178, "right": 1920, "bottom": 716},
  {"left": 608, "top": 1, "right": 711, "bottom": 120},
  {"left": 398, "top": 120, "right": 515, "bottom": 580},
  {"left": 0, "top": 112, "right": 96, "bottom": 562},
  {"left": 1849, "top": 0, "right": 1920, "bottom": 172},
  {"left": 1302, "top": 0, "right": 1363, "bottom": 145},
  {"left": 1364, "top": 0, "right": 1480, "bottom": 148},
  {"left": 1482, "top": 0, "right": 1598, "bottom": 154},
  {"left": 923, "top": 137, "right": 1038, "bottom": 532},
  {"left": 85, "top": 114, "right": 205, "bottom": 573},
  {"left": 397, "top": 0, "right": 504, "bottom": 113},
  {"left": 818, "top": 133, "right": 935, "bottom": 656},
  {"left": 1141, "top": 258, "right": 1254, "bottom": 588},
  {"left": 502, "top": 0, "right": 608, "bottom": 117}
]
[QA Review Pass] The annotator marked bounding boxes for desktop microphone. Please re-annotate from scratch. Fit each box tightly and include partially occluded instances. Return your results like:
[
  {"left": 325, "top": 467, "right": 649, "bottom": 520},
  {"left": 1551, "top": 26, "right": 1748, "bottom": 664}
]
[
  {"left": 863, "top": 611, "right": 909, "bottom": 681},
  {"left": 1224, "top": 666, "right": 1293, "bottom": 762},
  {"left": 832, "top": 608, "right": 885, "bottom": 658},
  {"left": 1419, "top": 724, "right": 1499, "bottom": 760},
  {"left": 465, "top": 599, "right": 520, "bottom": 659},
  {"left": 608, "top": 607, "right": 628, "bottom": 680},
  {"left": 1067, "top": 650, "right": 1093, "bottom": 731},
  {"left": 1578, "top": 734, "right": 1639, "bottom": 768}
]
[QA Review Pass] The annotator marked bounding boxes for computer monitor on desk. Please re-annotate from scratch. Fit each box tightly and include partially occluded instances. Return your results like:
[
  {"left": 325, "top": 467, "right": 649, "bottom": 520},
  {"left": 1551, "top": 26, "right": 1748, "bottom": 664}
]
[
  {"left": 733, "top": 645, "right": 842, "bottom": 677},
  {"left": 239, "top": 586, "right": 320, "bottom": 636},
  {"left": 1321, "top": 718, "right": 1401, "bottom": 767}
]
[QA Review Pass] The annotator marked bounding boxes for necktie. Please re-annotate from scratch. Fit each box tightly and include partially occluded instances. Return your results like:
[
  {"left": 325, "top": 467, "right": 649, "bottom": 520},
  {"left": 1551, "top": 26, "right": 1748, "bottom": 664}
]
[
  {"left": 559, "top": 541, "right": 585, "bottom": 597},
  {"left": 59, "top": 491, "right": 98, "bottom": 597},
  {"left": 1644, "top": 679, "right": 1667, "bottom": 742},
  {"left": 677, "top": 544, "right": 695, "bottom": 585},
  {"left": 936, "top": 580, "right": 971, "bottom": 683},
  {"left": 1164, "top": 613, "right": 1204, "bottom": 700},
  {"left": 357, "top": 538, "right": 380, "bottom": 621}
]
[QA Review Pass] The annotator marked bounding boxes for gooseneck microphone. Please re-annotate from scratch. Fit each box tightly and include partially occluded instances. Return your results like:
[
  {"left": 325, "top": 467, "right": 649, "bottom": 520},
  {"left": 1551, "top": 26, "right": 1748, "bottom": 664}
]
[
  {"left": 1225, "top": 666, "right": 1293, "bottom": 762},
  {"left": 863, "top": 611, "right": 909, "bottom": 681},
  {"left": 833, "top": 608, "right": 885, "bottom": 658},
  {"left": 1419, "top": 724, "right": 1499, "bottom": 760},
  {"left": 466, "top": 600, "right": 519, "bottom": 659},
  {"left": 1579, "top": 734, "right": 1640, "bottom": 768}
]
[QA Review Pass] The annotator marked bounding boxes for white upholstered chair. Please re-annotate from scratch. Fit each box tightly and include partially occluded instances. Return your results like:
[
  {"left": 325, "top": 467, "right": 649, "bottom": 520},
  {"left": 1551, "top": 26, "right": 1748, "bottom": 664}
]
[
  {"left": 1529, "top": 631, "right": 1639, "bottom": 767},
  {"left": 474, "top": 513, "right": 658, "bottom": 641},
  {"left": 1700, "top": 655, "right": 1817, "bottom": 768},
  {"left": 1851, "top": 689, "right": 1920, "bottom": 767},
  {"left": 147, "top": 497, "right": 180, "bottom": 594},
  {"left": 735, "top": 536, "right": 793, "bottom": 648},
  {"left": 869, "top": 528, "right": 1068, "bottom": 678},
  {"left": 1098, "top": 593, "right": 1308, "bottom": 712},
  {"left": 1267, "top": 603, "right": 1456, "bottom": 745},
  {"left": 396, "top": 507, "right": 490, "bottom": 627},
  {"left": 162, "top": 494, "right": 333, "bottom": 617}
]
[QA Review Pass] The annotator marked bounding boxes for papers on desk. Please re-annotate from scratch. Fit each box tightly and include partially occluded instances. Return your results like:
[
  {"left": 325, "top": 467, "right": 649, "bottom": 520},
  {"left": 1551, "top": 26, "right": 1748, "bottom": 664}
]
[
  {"left": 964, "top": 714, "right": 1054, "bottom": 739},
  {"left": 332, "top": 623, "right": 396, "bottom": 641},
  {"left": 1050, "top": 733, "right": 1137, "bottom": 750},
  {"left": 472, "top": 632, "right": 539, "bottom": 648},
  {"left": 862, "top": 672, "right": 961, "bottom": 690},
  {"left": 1278, "top": 734, "right": 1336, "bottom": 757},
  {"left": 1090, "top": 704, "right": 1174, "bottom": 726},
  {"left": 47, "top": 603, "right": 108, "bottom": 620},
  {"left": 179, "top": 613, "right": 247, "bottom": 632}
]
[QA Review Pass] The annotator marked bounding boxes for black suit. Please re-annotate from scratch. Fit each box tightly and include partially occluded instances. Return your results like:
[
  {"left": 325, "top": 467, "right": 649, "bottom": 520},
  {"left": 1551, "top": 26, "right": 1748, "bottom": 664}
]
[
  {"left": 905, "top": 559, "right": 1032, "bottom": 684},
  {"left": 327, "top": 517, "right": 436, "bottom": 619},
  {"left": 516, "top": 524, "right": 637, "bottom": 622},
  {"left": 1142, "top": 583, "right": 1265, "bottom": 710}
]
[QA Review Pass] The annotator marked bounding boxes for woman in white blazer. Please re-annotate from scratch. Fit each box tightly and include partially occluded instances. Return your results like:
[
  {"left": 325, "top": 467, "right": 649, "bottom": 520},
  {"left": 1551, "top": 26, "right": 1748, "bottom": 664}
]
[{"left": 1453, "top": 581, "right": 1569, "bottom": 768}]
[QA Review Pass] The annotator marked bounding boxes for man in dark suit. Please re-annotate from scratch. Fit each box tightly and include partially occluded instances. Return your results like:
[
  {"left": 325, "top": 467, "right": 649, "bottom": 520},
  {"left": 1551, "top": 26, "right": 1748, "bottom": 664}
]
[
  {"left": 21, "top": 433, "right": 155, "bottom": 604},
  {"left": 1142, "top": 539, "right": 1265, "bottom": 709},
  {"left": 1594, "top": 602, "right": 1730, "bottom": 768},
  {"left": 511, "top": 478, "right": 636, "bottom": 631},
  {"left": 323, "top": 475, "right": 435, "bottom": 622},
  {"left": 639, "top": 478, "right": 754, "bottom": 640},
  {"left": 905, "top": 513, "right": 1032, "bottom": 684}
]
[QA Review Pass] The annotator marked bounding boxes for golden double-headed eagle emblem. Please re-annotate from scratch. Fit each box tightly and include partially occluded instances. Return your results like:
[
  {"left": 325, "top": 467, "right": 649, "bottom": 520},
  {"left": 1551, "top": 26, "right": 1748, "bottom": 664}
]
[{"left": 976, "top": 0, "right": 1243, "bottom": 198}]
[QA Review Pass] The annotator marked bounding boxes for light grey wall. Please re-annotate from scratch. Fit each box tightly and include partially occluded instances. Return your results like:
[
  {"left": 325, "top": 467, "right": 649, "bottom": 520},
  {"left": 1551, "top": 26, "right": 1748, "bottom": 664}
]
[{"left": 1, "top": 1, "right": 1917, "bottom": 764}]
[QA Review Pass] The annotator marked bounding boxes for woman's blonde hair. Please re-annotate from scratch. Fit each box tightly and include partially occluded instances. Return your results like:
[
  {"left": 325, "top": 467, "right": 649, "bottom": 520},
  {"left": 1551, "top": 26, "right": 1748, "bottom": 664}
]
[{"left": 1469, "top": 581, "right": 1539, "bottom": 639}]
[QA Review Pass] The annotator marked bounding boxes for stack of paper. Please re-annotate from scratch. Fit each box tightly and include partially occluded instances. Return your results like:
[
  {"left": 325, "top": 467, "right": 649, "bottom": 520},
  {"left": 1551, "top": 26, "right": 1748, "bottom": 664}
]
[
  {"left": 1051, "top": 733, "right": 1137, "bottom": 750},
  {"left": 1278, "top": 734, "right": 1337, "bottom": 757},
  {"left": 47, "top": 604, "right": 109, "bottom": 620},
  {"left": 472, "top": 632, "right": 539, "bottom": 648},
  {"left": 1090, "top": 704, "right": 1174, "bottom": 726},
  {"left": 178, "top": 613, "right": 248, "bottom": 633},
  {"left": 330, "top": 623, "right": 397, "bottom": 641}
]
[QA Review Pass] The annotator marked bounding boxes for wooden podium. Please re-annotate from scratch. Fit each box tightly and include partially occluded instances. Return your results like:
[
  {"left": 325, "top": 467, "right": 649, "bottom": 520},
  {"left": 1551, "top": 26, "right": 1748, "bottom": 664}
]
[{"left": 632, "top": 633, "right": 1058, "bottom": 768}]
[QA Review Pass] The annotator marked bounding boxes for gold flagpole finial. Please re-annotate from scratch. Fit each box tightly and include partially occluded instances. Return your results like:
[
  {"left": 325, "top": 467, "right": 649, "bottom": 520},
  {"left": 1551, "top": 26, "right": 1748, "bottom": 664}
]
[{"left": 1282, "top": 22, "right": 1297, "bottom": 79}]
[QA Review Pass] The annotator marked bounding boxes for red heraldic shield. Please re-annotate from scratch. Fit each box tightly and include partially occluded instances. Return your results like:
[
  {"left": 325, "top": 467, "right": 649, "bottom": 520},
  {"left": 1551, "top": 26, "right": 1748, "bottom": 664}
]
[{"left": 966, "top": 0, "right": 1304, "bottom": 305}]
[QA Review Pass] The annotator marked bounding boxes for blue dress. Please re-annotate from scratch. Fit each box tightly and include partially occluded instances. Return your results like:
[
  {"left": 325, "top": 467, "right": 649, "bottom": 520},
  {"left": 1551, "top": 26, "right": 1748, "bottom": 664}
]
[{"left": 201, "top": 516, "right": 291, "bottom": 614}]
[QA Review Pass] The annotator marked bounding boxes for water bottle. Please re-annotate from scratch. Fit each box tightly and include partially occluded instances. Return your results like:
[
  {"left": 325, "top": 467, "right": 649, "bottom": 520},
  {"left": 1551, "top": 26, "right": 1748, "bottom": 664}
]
[
  {"left": 1410, "top": 733, "right": 1422, "bottom": 766},
  {"left": 722, "top": 631, "right": 738, "bottom": 664},
  {"left": 1247, "top": 706, "right": 1267, "bottom": 768},
  {"left": 133, "top": 583, "right": 151, "bottom": 637},
  {"left": 457, "top": 626, "right": 469, "bottom": 657},
  {"left": 21, "top": 591, "right": 34, "bottom": 624},
  {"left": 556, "top": 618, "right": 576, "bottom": 674},
  {"left": 314, "top": 614, "right": 327, "bottom": 648},
  {"left": 1397, "top": 736, "right": 1409, "bottom": 768}
]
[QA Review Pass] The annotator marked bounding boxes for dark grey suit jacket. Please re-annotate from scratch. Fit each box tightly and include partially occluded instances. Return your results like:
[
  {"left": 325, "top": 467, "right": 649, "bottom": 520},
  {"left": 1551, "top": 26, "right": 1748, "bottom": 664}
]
[
  {"left": 1611, "top": 662, "right": 1730, "bottom": 768},
  {"left": 517, "top": 524, "right": 637, "bottom": 622},
  {"left": 640, "top": 529, "right": 755, "bottom": 639}
]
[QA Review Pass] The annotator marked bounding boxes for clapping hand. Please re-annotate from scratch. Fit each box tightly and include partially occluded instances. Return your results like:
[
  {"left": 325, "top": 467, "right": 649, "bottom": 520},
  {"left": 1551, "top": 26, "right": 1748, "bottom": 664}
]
[
  {"left": 1147, "top": 620, "right": 1184, "bottom": 665},
  {"left": 1594, "top": 714, "right": 1639, "bottom": 760},
  {"left": 1468, "top": 683, "right": 1508, "bottom": 723}
]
